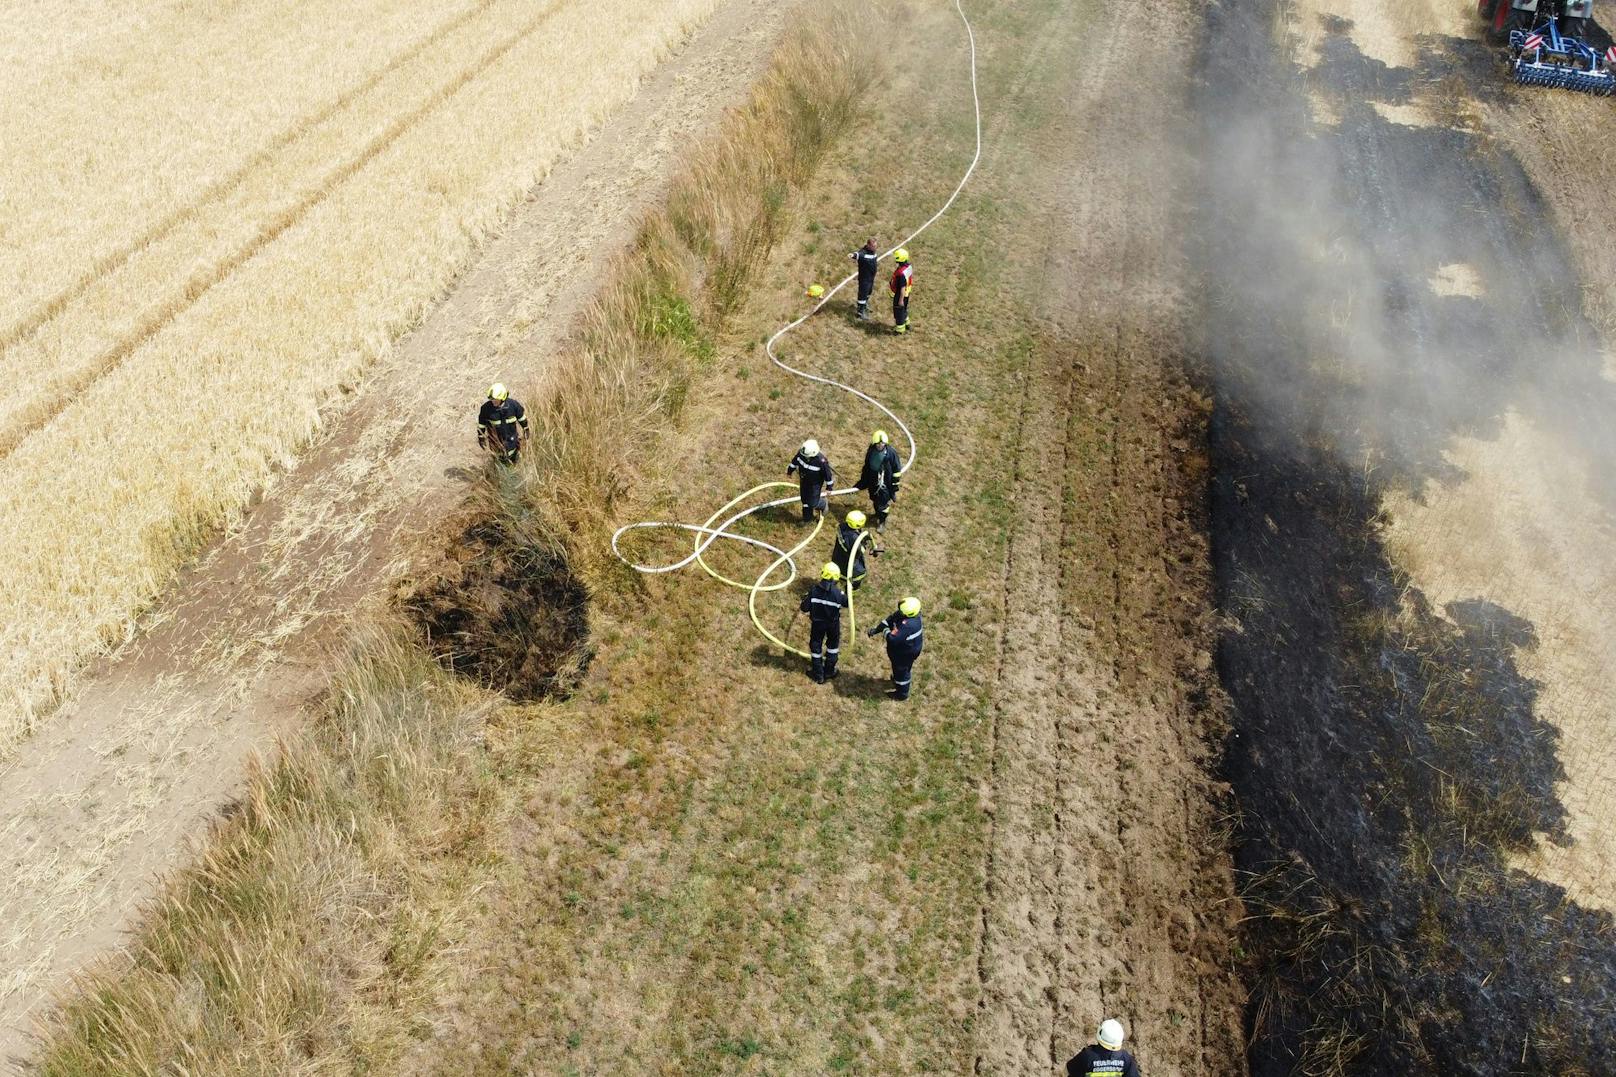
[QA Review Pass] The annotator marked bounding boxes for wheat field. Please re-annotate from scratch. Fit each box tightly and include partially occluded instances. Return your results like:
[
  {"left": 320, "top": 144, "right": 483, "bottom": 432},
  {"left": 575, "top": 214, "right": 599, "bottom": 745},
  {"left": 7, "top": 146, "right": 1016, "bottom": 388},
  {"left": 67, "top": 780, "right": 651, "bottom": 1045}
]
[{"left": 0, "top": 0, "right": 721, "bottom": 747}]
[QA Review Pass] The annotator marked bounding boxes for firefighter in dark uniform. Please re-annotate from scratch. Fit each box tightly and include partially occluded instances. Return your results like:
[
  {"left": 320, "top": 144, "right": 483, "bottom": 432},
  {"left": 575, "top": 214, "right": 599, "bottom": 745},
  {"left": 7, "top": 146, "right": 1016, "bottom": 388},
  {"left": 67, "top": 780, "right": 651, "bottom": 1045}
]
[
  {"left": 800, "top": 562, "right": 850, "bottom": 683},
  {"left": 787, "top": 438, "right": 834, "bottom": 521},
  {"left": 1066, "top": 1020, "right": 1141, "bottom": 1077},
  {"left": 890, "top": 248, "right": 913, "bottom": 334},
  {"left": 855, "top": 429, "right": 902, "bottom": 530},
  {"left": 830, "top": 510, "right": 871, "bottom": 589},
  {"left": 867, "top": 596, "right": 924, "bottom": 700},
  {"left": 477, "top": 382, "right": 530, "bottom": 463},
  {"left": 850, "top": 237, "right": 879, "bottom": 320}
]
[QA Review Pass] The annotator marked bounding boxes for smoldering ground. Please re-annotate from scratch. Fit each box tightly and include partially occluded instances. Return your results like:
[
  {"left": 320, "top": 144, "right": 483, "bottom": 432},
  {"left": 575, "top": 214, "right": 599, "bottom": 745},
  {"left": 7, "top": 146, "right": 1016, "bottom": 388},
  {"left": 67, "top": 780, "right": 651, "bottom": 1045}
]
[{"left": 1194, "top": 0, "right": 1616, "bottom": 1070}]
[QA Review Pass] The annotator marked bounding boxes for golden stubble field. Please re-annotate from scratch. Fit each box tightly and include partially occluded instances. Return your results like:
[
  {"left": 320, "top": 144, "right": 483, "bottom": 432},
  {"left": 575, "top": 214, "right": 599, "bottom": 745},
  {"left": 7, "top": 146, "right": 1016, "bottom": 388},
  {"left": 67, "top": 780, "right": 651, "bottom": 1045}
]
[{"left": 0, "top": 0, "right": 723, "bottom": 748}]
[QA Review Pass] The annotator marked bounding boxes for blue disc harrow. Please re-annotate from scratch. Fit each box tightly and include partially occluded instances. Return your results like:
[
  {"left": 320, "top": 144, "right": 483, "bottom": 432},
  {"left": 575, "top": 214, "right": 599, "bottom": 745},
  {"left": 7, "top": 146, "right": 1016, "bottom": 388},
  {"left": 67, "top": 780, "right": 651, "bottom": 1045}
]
[{"left": 1508, "top": 18, "right": 1616, "bottom": 94}]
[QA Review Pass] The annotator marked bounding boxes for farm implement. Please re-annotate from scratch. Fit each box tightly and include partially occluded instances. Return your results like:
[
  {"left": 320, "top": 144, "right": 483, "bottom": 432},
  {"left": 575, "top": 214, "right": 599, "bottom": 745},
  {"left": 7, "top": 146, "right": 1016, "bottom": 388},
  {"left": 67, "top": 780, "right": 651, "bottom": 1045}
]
[{"left": 1480, "top": 0, "right": 1616, "bottom": 94}]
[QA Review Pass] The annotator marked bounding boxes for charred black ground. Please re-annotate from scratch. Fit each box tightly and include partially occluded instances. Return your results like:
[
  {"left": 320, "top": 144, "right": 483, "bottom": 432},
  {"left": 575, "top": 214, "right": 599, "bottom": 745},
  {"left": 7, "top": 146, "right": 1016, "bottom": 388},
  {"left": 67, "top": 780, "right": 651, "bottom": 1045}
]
[
  {"left": 403, "top": 495, "right": 590, "bottom": 702},
  {"left": 1196, "top": 0, "right": 1616, "bottom": 1070}
]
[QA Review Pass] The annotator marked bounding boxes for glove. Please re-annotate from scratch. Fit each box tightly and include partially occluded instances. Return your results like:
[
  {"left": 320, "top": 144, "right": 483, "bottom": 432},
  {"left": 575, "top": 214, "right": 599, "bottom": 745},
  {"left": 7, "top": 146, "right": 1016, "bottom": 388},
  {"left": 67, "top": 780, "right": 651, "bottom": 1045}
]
[{"left": 866, "top": 626, "right": 881, "bottom": 638}]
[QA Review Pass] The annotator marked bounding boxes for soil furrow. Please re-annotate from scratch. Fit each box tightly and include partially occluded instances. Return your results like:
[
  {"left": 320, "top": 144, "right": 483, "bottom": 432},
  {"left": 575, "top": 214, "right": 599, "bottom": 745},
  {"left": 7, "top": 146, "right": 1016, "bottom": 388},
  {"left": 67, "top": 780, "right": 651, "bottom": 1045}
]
[
  {"left": 973, "top": 353, "right": 1035, "bottom": 1075},
  {"left": 1045, "top": 343, "right": 1083, "bottom": 1072}
]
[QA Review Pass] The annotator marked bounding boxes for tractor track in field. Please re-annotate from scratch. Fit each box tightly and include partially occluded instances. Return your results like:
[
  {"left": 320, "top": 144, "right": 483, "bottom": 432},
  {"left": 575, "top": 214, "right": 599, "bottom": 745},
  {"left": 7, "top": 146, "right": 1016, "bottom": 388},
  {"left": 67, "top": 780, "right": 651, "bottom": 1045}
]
[
  {"left": 0, "top": 0, "right": 495, "bottom": 354},
  {"left": 969, "top": 0, "right": 1245, "bottom": 1070},
  {"left": 0, "top": 0, "right": 803, "bottom": 1060},
  {"left": 0, "top": 0, "right": 571, "bottom": 461},
  {"left": 971, "top": 311, "right": 1030, "bottom": 1077}
]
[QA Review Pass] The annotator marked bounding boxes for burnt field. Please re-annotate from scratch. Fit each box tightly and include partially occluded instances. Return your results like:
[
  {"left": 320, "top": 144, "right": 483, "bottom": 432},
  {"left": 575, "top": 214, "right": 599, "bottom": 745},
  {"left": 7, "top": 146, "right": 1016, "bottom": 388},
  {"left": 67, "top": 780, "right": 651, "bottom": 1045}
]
[{"left": 1196, "top": 0, "right": 1616, "bottom": 1070}]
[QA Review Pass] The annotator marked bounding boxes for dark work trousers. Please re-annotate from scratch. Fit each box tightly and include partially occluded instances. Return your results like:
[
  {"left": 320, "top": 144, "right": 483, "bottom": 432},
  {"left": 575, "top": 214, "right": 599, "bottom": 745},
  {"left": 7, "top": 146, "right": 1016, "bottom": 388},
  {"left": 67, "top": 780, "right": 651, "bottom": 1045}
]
[
  {"left": 869, "top": 485, "right": 895, "bottom": 528},
  {"left": 893, "top": 294, "right": 909, "bottom": 331},
  {"left": 800, "top": 480, "right": 827, "bottom": 521},
  {"left": 856, "top": 278, "right": 874, "bottom": 317},
  {"left": 810, "top": 620, "right": 842, "bottom": 680},
  {"left": 491, "top": 437, "right": 520, "bottom": 464},
  {"left": 888, "top": 648, "right": 916, "bottom": 699}
]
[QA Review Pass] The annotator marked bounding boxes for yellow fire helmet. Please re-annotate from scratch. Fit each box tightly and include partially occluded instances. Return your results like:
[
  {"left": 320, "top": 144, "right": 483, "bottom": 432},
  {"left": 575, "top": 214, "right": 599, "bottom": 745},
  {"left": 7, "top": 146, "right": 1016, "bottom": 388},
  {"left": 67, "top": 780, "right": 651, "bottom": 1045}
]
[
  {"left": 894, "top": 249, "right": 910, "bottom": 263},
  {"left": 846, "top": 510, "right": 867, "bottom": 529},
  {"left": 806, "top": 284, "right": 825, "bottom": 298},
  {"left": 821, "top": 562, "right": 843, "bottom": 581},
  {"left": 900, "top": 596, "right": 921, "bottom": 617},
  {"left": 488, "top": 382, "right": 509, "bottom": 401},
  {"left": 871, "top": 429, "right": 890, "bottom": 445}
]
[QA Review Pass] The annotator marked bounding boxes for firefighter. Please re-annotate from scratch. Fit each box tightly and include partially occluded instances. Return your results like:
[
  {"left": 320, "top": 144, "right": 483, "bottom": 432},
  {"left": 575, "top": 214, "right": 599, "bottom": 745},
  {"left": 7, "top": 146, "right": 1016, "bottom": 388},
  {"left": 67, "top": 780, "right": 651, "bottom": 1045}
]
[
  {"left": 1066, "top": 1020, "right": 1141, "bottom": 1077},
  {"left": 866, "top": 596, "right": 923, "bottom": 700},
  {"left": 787, "top": 439, "right": 834, "bottom": 521},
  {"left": 799, "top": 562, "right": 850, "bottom": 683},
  {"left": 850, "top": 237, "right": 880, "bottom": 320},
  {"left": 830, "top": 510, "right": 872, "bottom": 589},
  {"left": 855, "top": 429, "right": 902, "bottom": 530},
  {"left": 890, "top": 248, "right": 914, "bottom": 334},
  {"left": 477, "top": 382, "right": 530, "bottom": 463}
]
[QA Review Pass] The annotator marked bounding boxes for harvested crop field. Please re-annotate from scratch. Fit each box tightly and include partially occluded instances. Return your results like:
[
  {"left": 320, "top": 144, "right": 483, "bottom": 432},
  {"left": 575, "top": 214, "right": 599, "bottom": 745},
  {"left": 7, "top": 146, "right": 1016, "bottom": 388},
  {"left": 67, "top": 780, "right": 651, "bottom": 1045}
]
[
  {"left": 10, "top": 0, "right": 1616, "bottom": 1070},
  {"left": 0, "top": 0, "right": 724, "bottom": 739}
]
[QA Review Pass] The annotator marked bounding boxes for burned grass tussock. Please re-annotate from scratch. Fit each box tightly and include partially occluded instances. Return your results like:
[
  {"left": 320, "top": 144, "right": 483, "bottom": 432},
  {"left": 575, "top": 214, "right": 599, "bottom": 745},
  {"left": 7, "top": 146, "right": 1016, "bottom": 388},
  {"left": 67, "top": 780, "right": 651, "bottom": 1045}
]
[
  {"left": 1198, "top": 0, "right": 1616, "bottom": 1070},
  {"left": 401, "top": 499, "right": 591, "bottom": 702}
]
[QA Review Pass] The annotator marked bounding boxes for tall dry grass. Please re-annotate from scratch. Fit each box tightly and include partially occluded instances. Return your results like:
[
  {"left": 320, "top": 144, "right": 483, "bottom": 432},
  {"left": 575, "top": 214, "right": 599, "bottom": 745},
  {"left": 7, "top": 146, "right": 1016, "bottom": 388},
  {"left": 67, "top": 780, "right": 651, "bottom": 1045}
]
[
  {"left": 0, "top": 0, "right": 724, "bottom": 744},
  {"left": 34, "top": 635, "right": 498, "bottom": 1075},
  {"left": 31, "top": 9, "right": 877, "bottom": 1069},
  {"left": 522, "top": 15, "right": 875, "bottom": 578}
]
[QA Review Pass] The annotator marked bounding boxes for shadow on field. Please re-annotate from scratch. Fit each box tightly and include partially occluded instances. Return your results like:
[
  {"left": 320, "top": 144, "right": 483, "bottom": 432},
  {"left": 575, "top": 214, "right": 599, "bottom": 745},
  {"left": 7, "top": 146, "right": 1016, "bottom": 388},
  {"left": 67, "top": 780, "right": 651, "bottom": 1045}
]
[
  {"left": 830, "top": 669, "right": 891, "bottom": 699},
  {"left": 747, "top": 643, "right": 802, "bottom": 675}
]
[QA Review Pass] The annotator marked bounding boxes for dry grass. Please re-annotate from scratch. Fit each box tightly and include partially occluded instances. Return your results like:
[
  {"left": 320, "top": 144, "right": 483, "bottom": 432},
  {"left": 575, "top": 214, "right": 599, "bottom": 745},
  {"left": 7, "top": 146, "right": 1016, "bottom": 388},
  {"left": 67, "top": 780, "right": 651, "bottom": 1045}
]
[
  {"left": 34, "top": 633, "right": 498, "bottom": 1075},
  {"left": 518, "top": 19, "right": 873, "bottom": 581},
  {"left": 0, "top": 0, "right": 723, "bottom": 746},
  {"left": 1382, "top": 413, "right": 1616, "bottom": 910},
  {"left": 31, "top": 7, "right": 886, "bottom": 1070},
  {"left": 33, "top": 1, "right": 1227, "bottom": 1070}
]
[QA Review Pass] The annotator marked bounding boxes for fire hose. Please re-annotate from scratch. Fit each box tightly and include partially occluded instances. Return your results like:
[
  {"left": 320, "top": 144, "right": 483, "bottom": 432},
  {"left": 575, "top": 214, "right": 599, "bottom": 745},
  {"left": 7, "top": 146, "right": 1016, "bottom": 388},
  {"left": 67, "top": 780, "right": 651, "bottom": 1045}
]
[{"left": 609, "top": 0, "right": 982, "bottom": 658}]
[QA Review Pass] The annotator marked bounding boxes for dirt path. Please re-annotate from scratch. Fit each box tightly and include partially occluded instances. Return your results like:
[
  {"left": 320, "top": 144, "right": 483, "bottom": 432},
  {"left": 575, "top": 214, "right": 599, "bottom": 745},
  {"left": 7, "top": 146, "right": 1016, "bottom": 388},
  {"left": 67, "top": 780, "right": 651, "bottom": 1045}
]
[
  {"left": 970, "top": 0, "right": 1244, "bottom": 1072},
  {"left": 0, "top": 0, "right": 806, "bottom": 1060}
]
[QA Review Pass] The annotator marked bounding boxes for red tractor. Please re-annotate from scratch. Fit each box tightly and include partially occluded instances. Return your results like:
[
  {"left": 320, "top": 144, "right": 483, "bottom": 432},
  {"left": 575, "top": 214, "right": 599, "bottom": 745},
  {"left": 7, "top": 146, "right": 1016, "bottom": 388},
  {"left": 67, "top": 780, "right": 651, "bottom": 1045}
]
[
  {"left": 1481, "top": 0, "right": 1592, "bottom": 41},
  {"left": 1480, "top": 0, "right": 1615, "bottom": 92}
]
